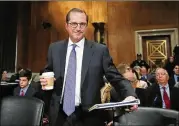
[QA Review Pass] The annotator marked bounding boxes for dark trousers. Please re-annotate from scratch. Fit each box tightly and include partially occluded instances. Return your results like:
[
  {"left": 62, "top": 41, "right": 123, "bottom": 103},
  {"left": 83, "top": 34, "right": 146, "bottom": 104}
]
[{"left": 55, "top": 105, "right": 106, "bottom": 126}]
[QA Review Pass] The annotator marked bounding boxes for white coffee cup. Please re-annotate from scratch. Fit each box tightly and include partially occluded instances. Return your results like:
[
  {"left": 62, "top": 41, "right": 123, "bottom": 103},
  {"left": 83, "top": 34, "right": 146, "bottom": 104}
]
[{"left": 41, "top": 72, "right": 54, "bottom": 90}]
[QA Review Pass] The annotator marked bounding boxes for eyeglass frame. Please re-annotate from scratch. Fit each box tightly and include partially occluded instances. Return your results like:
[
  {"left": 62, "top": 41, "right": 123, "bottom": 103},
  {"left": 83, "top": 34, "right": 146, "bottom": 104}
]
[
  {"left": 68, "top": 22, "right": 87, "bottom": 29},
  {"left": 156, "top": 72, "right": 168, "bottom": 77}
]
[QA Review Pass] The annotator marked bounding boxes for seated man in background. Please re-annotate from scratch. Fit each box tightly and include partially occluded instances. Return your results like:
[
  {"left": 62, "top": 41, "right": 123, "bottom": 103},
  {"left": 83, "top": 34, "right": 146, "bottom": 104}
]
[
  {"left": 130, "top": 53, "right": 150, "bottom": 70},
  {"left": 1, "top": 69, "right": 8, "bottom": 82},
  {"left": 168, "top": 64, "right": 179, "bottom": 87},
  {"left": 9, "top": 66, "right": 23, "bottom": 82},
  {"left": 13, "top": 69, "right": 40, "bottom": 97},
  {"left": 146, "top": 68, "right": 179, "bottom": 111},
  {"left": 140, "top": 66, "right": 155, "bottom": 86},
  {"left": 110, "top": 63, "right": 148, "bottom": 106},
  {"left": 163, "top": 56, "right": 175, "bottom": 77},
  {"left": 13, "top": 68, "right": 49, "bottom": 125},
  {"left": 105, "top": 63, "right": 148, "bottom": 126}
]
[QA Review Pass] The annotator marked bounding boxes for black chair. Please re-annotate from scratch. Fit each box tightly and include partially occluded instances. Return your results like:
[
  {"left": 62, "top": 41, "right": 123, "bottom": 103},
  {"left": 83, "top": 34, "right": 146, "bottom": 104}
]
[
  {"left": 0, "top": 96, "right": 45, "bottom": 126},
  {"left": 113, "top": 107, "right": 179, "bottom": 126}
]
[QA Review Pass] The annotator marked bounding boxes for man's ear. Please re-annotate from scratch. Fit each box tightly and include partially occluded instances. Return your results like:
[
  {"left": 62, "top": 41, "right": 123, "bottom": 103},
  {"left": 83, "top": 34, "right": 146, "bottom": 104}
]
[{"left": 65, "top": 23, "right": 68, "bottom": 30}]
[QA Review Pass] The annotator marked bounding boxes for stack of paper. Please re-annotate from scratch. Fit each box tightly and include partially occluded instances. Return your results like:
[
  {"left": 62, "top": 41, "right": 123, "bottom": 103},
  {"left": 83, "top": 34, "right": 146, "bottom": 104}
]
[{"left": 88, "top": 99, "right": 140, "bottom": 112}]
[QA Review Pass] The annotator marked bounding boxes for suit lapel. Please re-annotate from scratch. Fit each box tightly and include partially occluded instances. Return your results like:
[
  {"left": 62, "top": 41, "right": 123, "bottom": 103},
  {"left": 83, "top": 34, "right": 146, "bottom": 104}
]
[
  {"left": 81, "top": 40, "right": 94, "bottom": 87},
  {"left": 155, "top": 84, "right": 163, "bottom": 107},
  {"left": 169, "top": 84, "right": 173, "bottom": 99},
  {"left": 60, "top": 39, "right": 68, "bottom": 80},
  {"left": 15, "top": 87, "right": 21, "bottom": 96},
  {"left": 25, "top": 85, "right": 35, "bottom": 97}
]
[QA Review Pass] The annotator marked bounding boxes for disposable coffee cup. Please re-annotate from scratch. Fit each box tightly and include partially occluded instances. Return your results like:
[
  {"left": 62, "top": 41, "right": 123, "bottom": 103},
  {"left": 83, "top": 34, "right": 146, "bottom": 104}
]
[{"left": 41, "top": 72, "right": 54, "bottom": 90}]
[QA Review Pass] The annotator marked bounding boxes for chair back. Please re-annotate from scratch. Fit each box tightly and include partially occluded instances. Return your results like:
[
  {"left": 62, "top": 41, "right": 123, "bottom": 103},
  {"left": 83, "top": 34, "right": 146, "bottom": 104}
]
[
  {"left": 114, "top": 107, "right": 179, "bottom": 126},
  {"left": 0, "top": 96, "right": 44, "bottom": 126}
]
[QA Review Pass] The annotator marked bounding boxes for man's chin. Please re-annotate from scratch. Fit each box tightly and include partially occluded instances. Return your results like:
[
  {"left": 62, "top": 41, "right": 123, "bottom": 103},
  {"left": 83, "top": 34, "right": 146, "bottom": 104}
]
[
  {"left": 74, "top": 36, "right": 83, "bottom": 42},
  {"left": 20, "top": 85, "right": 24, "bottom": 88}
]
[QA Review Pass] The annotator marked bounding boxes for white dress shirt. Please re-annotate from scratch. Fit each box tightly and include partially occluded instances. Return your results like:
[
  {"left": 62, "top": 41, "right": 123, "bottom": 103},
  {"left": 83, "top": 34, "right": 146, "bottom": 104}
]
[
  {"left": 159, "top": 84, "right": 170, "bottom": 108},
  {"left": 61, "top": 37, "right": 85, "bottom": 106}
]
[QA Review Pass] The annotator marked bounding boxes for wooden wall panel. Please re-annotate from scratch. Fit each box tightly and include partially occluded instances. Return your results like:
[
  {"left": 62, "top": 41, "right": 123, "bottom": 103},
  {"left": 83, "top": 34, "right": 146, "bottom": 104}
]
[
  {"left": 107, "top": 2, "right": 135, "bottom": 65},
  {"left": 17, "top": 2, "right": 31, "bottom": 69},
  {"left": 107, "top": 1, "right": 179, "bottom": 66},
  {"left": 48, "top": 1, "right": 94, "bottom": 40},
  {"left": 131, "top": 2, "right": 178, "bottom": 30},
  {"left": 17, "top": 1, "right": 179, "bottom": 72},
  {"left": 17, "top": 2, "right": 56, "bottom": 72}
]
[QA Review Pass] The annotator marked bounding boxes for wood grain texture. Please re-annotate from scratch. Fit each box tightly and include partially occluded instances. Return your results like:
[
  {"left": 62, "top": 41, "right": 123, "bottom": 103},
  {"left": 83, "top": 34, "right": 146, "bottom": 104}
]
[
  {"left": 107, "top": 1, "right": 179, "bottom": 66},
  {"left": 17, "top": 1, "right": 179, "bottom": 71}
]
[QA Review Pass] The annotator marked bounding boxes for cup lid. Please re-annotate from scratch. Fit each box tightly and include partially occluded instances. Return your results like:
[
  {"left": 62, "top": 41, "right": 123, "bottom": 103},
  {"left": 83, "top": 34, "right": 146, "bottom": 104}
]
[{"left": 42, "top": 72, "right": 54, "bottom": 77}]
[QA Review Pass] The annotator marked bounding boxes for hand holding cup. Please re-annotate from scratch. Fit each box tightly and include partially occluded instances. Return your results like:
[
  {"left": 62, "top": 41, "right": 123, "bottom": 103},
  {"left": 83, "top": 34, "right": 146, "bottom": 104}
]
[{"left": 40, "top": 72, "right": 55, "bottom": 90}]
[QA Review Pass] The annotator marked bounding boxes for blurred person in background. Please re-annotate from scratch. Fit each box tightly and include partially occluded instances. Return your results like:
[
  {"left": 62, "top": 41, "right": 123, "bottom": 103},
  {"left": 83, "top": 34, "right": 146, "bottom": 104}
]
[
  {"left": 1, "top": 69, "right": 8, "bottom": 82},
  {"left": 9, "top": 66, "right": 23, "bottom": 82},
  {"left": 110, "top": 63, "right": 148, "bottom": 106},
  {"left": 131, "top": 53, "right": 150, "bottom": 71},
  {"left": 164, "top": 56, "right": 175, "bottom": 77}
]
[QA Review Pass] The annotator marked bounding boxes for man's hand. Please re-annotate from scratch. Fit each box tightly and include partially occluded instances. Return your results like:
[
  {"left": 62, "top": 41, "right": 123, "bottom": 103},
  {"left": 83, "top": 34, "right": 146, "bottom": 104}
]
[
  {"left": 40, "top": 77, "right": 48, "bottom": 90},
  {"left": 40, "top": 77, "right": 56, "bottom": 90},
  {"left": 106, "top": 121, "right": 113, "bottom": 126},
  {"left": 123, "top": 96, "right": 138, "bottom": 111}
]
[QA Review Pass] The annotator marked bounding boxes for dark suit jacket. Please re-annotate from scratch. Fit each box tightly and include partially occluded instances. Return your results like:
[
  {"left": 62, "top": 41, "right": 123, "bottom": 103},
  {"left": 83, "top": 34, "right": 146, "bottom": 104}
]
[
  {"left": 44, "top": 39, "right": 136, "bottom": 125},
  {"left": 146, "top": 83, "right": 179, "bottom": 111},
  {"left": 168, "top": 74, "right": 177, "bottom": 87},
  {"left": 13, "top": 81, "right": 39, "bottom": 97},
  {"left": 9, "top": 73, "right": 19, "bottom": 82},
  {"left": 111, "top": 87, "right": 147, "bottom": 106},
  {"left": 130, "top": 60, "right": 150, "bottom": 69}
]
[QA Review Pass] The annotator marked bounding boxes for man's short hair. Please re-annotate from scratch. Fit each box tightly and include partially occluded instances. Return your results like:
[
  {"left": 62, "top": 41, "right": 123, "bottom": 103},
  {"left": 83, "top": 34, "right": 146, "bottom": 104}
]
[
  {"left": 66, "top": 8, "right": 88, "bottom": 24},
  {"left": 117, "top": 63, "right": 130, "bottom": 75},
  {"left": 19, "top": 69, "right": 32, "bottom": 80},
  {"left": 137, "top": 53, "right": 142, "bottom": 57}
]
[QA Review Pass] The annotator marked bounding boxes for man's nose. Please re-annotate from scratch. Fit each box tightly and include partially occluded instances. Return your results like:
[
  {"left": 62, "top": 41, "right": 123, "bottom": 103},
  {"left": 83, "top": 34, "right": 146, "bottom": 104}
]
[{"left": 76, "top": 24, "right": 82, "bottom": 30}]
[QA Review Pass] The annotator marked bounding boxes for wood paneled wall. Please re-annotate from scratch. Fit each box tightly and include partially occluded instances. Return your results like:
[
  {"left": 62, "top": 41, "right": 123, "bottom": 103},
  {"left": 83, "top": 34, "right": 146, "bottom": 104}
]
[
  {"left": 107, "top": 1, "right": 179, "bottom": 65},
  {"left": 17, "top": 1, "right": 179, "bottom": 72}
]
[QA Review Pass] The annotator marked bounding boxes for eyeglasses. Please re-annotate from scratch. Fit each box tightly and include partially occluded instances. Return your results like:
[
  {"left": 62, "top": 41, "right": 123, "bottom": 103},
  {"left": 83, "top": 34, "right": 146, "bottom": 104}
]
[
  {"left": 156, "top": 73, "right": 167, "bottom": 76},
  {"left": 68, "top": 22, "right": 87, "bottom": 28}
]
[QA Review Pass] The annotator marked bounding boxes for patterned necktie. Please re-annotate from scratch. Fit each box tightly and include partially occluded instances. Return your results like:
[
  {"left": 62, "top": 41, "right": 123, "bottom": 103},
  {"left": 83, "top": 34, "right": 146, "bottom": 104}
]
[
  {"left": 20, "top": 90, "right": 24, "bottom": 96},
  {"left": 162, "top": 87, "right": 170, "bottom": 109},
  {"left": 63, "top": 44, "right": 77, "bottom": 116}
]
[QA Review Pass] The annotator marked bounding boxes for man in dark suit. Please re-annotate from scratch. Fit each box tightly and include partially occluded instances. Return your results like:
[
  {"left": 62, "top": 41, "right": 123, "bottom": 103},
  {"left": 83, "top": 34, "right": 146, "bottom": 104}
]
[
  {"left": 140, "top": 66, "right": 155, "bottom": 86},
  {"left": 130, "top": 53, "right": 150, "bottom": 70},
  {"left": 168, "top": 64, "right": 179, "bottom": 87},
  {"left": 40, "top": 8, "right": 137, "bottom": 126},
  {"left": 13, "top": 69, "right": 39, "bottom": 97},
  {"left": 146, "top": 68, "right": 179, "bottom": 111}
]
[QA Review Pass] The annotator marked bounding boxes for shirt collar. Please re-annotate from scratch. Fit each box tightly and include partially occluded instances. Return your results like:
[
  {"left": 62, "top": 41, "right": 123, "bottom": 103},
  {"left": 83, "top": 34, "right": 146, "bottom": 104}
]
[
  {"left": 174, "top": 74, "right": 179, "bottom": 77},
  {"left": 21, "top": 84, "right": 29, "bottom": 91},
  {"left": 159, "top": 83, "right": 169, "bottom": 89},
  {"left": 68, "top": 37, "right": 85, "bottom": 48}
]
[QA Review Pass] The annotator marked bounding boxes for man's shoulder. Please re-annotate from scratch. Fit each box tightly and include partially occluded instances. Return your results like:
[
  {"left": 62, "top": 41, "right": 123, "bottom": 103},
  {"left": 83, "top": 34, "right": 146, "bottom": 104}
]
[
  {"left": 30, "top": 81, "right": 40, "bottom": 89},
  {"left": 141, "top": 60, "right": 147, "bottom": 62},
  {"left": 87, "top": 40, "right": 107, "bottom": 49},
  {"left": 50, "top": 40, "right": 67, "bottom": 47},
  {"left": 14, "top": 86, "right": 20, "bottom": 92}
]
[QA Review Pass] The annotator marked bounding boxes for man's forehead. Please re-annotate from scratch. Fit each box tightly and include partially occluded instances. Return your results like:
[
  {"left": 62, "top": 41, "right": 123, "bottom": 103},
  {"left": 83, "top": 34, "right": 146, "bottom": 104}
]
[
  {"left": 156, "top": 68, "right": 165, "bottom": 73},
  {"left": 69, "top": 12, "right": 86, "bottom": 20},
  {"left": 20, "top": 77, "right": 28, "bottom": 80}
]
